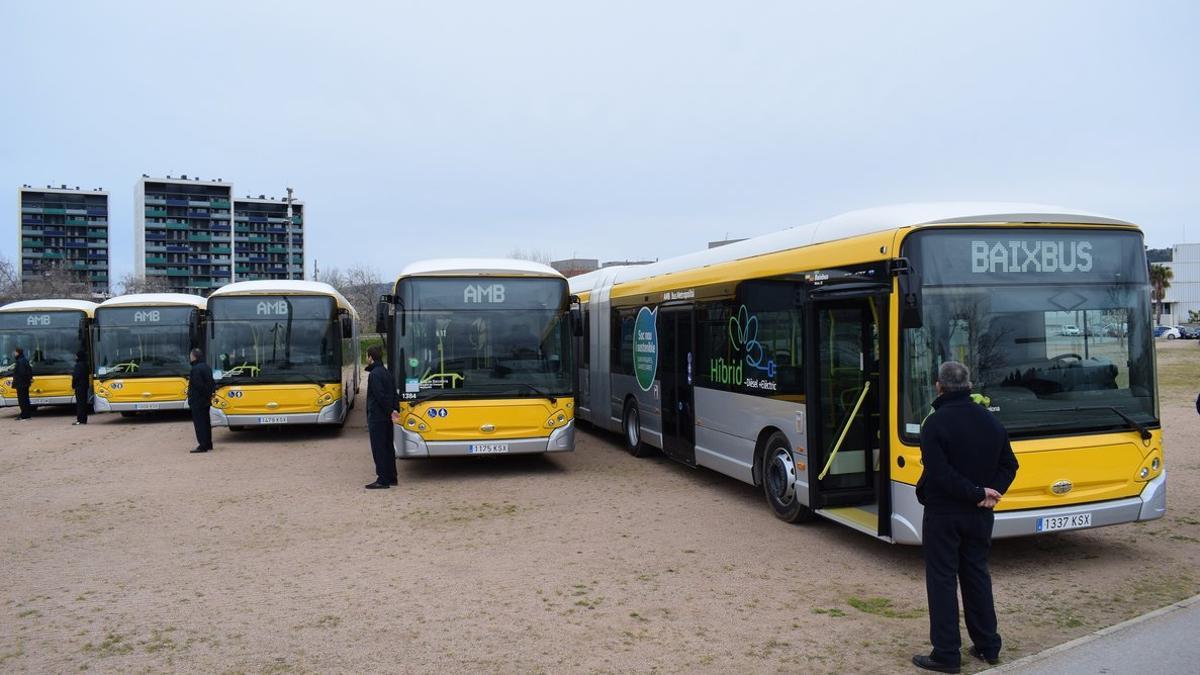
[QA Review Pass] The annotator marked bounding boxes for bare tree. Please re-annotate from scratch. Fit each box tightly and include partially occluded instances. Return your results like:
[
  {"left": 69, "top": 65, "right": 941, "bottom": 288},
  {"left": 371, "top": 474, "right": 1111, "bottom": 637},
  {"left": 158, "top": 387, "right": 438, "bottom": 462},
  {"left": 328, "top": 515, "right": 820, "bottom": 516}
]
[
  {"left": 315, "top": 264, "right": 383, "bottom": 333},
  {"left": 508, "top": 248, "right": 553, "bottom": 265},
  {"left": 15, "top": 264, "right": 93, "bottom": 301},
  {"left": 0, "top": 254, "right": 19, "bottom": 306},
  {"left": 116, "top": 272, "right": 176, "bottom": 296}
]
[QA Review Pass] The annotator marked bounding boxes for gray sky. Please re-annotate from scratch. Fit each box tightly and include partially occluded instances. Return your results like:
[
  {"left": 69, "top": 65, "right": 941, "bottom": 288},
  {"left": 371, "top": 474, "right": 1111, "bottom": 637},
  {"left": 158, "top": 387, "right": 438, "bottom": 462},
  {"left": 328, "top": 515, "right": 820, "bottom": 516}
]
[{"left": 3, "top": 0, "right": 1198, "bottom": 283}]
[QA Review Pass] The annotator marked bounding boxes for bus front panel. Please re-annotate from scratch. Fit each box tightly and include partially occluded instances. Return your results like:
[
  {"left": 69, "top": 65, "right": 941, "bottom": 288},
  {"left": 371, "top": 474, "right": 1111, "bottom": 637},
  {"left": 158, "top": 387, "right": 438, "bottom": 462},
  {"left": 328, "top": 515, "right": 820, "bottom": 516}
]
[
  {"left": 92, "top": 305, "right": 198, "bottom": 412},
  {"left": 0, "top": 310, "right": 88, "bottom": 407}
]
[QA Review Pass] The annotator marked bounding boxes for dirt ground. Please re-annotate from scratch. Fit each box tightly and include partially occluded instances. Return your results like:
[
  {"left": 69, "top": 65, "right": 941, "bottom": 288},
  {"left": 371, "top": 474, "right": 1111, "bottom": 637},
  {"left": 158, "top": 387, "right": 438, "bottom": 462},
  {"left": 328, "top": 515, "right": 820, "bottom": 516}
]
[{"left": 2, "top": 341, "right": 1198, "bottom": 674}]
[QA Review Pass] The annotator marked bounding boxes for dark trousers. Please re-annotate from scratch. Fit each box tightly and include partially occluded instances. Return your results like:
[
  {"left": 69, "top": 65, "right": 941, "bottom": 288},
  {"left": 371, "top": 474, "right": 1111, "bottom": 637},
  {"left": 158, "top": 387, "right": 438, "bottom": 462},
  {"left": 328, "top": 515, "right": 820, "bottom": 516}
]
[
  {"left": 923, "top": 510, "right": 1001, "bottom": 665},
  {"left": 16, "top": 387, "right": 33, "bottom": 418},
  {"left": 190, "top": 404, "right": 212, "bottom": 450},
  {"left": 75, "top": 388, "right": 89, "bottom": 423},
  {"left": 368, "top": 419, "right": 397, "bottom": 483}
]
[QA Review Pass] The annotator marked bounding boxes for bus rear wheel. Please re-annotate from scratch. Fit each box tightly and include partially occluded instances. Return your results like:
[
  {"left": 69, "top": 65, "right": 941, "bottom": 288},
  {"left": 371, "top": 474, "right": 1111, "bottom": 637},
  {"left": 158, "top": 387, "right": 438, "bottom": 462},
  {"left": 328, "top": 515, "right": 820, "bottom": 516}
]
[
  {"left": 622, "top": 400, "right": 651, "bottom": 458},
  {"left": 762, "top": 432, "right": 814, "bottom": 523}
]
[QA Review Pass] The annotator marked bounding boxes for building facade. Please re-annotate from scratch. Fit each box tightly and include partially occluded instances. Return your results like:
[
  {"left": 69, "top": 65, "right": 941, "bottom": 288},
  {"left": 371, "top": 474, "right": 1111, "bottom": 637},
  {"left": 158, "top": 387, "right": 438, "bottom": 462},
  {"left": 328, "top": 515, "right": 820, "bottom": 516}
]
[
  {"left": 136, "top": 176, "right": 234, "bottom": 295},
  {"left": 1163, "top": 243, "right": 1200, "bottom": 325},
  {"left": 233, "top": 196, "right": 304, "bottom": 282},
  {"left": 18, "top": 185, "right": 110, "bottom": 295}
]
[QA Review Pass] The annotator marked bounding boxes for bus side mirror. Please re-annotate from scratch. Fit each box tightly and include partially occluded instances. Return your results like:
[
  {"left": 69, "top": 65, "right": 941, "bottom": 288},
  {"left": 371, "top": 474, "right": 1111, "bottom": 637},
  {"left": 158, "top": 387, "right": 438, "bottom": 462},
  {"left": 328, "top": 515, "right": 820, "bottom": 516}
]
[
  {"left": 375, "top": 295, "right": 391, "bottom": 334},
  {"left": 341, "top": 314, "right": 354, "bottom": 339},
  {"left": 571, "top": 307, "right": 584, "bottom": 337},
  {"left": 898, "top": 269, "right": 923, "bottom": 329}
]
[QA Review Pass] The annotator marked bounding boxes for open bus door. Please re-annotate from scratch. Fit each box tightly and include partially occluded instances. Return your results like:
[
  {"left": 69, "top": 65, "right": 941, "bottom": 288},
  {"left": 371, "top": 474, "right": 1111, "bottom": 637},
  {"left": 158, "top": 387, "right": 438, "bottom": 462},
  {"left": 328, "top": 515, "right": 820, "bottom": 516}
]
[{"left": 805, "top": 283, "right": 891, "bottom": 539}]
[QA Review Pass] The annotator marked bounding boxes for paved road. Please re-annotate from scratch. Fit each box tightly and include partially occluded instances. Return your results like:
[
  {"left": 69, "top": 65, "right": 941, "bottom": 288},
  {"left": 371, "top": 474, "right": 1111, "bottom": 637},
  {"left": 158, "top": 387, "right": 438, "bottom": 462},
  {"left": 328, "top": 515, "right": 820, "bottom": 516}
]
[{"left": 988, "top": 594, "right": 1200, "bottom": 675}]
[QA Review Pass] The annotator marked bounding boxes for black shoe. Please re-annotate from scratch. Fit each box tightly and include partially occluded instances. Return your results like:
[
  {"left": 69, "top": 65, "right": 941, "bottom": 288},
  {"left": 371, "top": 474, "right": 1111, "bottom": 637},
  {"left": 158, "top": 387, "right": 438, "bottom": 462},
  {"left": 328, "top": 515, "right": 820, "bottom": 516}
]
[
  {"left": 190, "top": 447, "right": 209, "bottom": 453},
  {"left": 969, "top": 646, "right": 1000, "bottom": 666},
  {"left": 386, "top": 480, "right": 398, "bottom": 486},
  {"left": 365, "top": 481, "right": 390, "bottom": 490},
  {"left": 72, "top": 421, "right": 83, "bottom": 425},
  {"left": 912, "top": 655, "right": 960, "bottom": 673}
]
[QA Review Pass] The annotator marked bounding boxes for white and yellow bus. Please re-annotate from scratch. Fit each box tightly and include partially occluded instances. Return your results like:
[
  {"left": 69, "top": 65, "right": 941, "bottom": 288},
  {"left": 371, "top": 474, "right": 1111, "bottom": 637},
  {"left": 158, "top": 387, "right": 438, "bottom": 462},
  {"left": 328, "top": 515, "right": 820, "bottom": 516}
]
[
  {"left": 570, "top": 203, "right": 1164, "bottom": 544},
  {"left": 376, "top": 259, "right": 577, "bottom": 457},
  {"left": 206, "top": 280, "right": 359, "bottom": 429},
  {"left": 0, "top": 299, "right": 98, "bottom": 409},
  {"left": 92, "top": 293, "right": 207, "bottom": 416}
]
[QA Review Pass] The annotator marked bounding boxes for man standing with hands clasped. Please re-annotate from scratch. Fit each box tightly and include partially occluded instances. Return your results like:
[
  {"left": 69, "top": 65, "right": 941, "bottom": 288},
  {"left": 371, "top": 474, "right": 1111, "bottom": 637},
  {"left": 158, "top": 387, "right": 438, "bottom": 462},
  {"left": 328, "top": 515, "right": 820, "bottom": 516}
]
[
  {"left": 187, "top": 348, "right": 216, "bottom": 454},
  {"left": 364, "top": 345, "right": 398, "bottom": 490},
  {"left": 913, "top": 361, "right": 1019, "bottom": 674}
]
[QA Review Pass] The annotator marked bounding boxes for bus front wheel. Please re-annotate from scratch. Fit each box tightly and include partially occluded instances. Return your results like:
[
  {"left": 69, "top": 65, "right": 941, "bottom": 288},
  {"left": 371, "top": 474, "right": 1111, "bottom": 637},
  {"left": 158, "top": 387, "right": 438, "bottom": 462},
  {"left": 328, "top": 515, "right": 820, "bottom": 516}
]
[
  {"left": 762, "top": 432, "right": 815, "bottom": 523},
  {"left": 622, "top": 400, "right": 651, "bottom": 458}
]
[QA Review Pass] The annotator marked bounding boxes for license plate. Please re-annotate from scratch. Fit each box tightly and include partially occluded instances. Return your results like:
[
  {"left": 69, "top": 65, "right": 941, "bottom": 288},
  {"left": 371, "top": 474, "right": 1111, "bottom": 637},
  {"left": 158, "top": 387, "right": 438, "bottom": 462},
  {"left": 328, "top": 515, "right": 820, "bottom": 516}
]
[
  {"left": 31, "top": 398, "right": 53, "bottom": 405},
  {"left": 1036, "top": 512, "right": 1092, "bottom": 532},
  {"left": 469, "top": 443, "right": 509, "bottom": 455},
  {"left": 136, "top": 402, "right": 160, "bottom": 411},
  {"left": 258, "top": 416, "right": 288, "bottom": 424}
]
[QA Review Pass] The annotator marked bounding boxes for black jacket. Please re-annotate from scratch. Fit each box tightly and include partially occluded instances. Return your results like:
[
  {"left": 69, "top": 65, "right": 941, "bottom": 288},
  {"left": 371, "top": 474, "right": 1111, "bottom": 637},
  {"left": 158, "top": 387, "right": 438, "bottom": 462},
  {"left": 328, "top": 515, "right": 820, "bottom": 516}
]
[
  {"left": 187, "top": 360, "right": 216, "bottom": 408},
  {"left": 13, "top": 354, "right": 33, "bottom": 389},
  {"left": 72, "top": 359, "right": 89, "bottom": 392},
  {"left": 917, "top": 390, "right": 1020, "bottom": 514},
  {"left": 365, "top": 362, "right": 397, "bottom": 424}
]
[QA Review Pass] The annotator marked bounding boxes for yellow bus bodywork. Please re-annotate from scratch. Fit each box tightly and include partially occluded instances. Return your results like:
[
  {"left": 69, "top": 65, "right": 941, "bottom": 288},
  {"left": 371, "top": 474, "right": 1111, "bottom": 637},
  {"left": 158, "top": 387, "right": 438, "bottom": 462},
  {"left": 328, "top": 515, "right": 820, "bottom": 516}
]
[
  {"left": 395, "top": 396, "right": 576, "bottom": 457},
  {"left": 93, "top": 376, "right": 190, "bottom": 412}
]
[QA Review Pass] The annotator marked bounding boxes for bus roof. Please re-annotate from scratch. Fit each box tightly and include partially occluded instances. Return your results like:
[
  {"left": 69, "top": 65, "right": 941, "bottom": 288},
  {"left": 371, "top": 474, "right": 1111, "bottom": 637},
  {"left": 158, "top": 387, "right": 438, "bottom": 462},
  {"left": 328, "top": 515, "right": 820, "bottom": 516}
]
[
  {"left": 568, "top": 202, "right": 1135, "bottom": 293},
  {"left": 398, "top": 258, "right": 564, "bottom": 280},
  {"left": 0, "top": 299, "right": 99, "bottom": 316},
  {"left": 208, "top": 280, "right": 357, "bottom": 318},
  {"left": 98, "top": 293, "right": 207, "bottom": 310}
]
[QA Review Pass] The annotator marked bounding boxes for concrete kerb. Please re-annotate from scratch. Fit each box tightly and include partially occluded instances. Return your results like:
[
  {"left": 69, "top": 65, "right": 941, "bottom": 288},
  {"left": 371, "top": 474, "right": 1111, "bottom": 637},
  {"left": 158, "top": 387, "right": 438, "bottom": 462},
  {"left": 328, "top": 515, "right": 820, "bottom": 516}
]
[{"left": 981, "top": 592, "right": 1200, "bottom": 673}]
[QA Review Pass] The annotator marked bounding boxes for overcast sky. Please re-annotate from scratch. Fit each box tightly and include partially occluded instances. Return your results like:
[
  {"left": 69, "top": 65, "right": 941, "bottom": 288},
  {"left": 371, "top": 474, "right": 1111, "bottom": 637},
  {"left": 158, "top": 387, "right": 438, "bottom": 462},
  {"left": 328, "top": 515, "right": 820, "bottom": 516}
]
[{"left": 2, "top": 1, "right": 1198, "bottom": 282}]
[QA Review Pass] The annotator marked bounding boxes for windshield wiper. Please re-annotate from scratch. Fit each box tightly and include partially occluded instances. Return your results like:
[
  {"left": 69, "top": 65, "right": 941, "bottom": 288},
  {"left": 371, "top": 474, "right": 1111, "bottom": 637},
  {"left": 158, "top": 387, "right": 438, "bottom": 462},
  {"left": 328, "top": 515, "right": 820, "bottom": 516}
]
[{"left": 1030, "top": 406, "right": 1153, "bottom": 440}]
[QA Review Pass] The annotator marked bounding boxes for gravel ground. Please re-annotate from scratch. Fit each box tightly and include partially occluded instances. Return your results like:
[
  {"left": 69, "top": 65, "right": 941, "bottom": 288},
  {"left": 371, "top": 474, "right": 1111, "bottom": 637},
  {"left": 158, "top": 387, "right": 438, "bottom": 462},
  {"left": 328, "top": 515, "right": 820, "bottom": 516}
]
[{"left": 2, "top": 341, "right": 1197, "bottom": 674}]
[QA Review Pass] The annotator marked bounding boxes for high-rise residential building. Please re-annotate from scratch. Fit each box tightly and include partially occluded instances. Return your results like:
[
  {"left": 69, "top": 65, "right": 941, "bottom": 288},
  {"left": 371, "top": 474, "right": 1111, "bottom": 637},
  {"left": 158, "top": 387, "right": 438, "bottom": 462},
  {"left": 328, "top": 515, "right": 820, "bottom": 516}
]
[
  {"left": 233, "top": 195, "right": 305, "bottom": 281},
  {"left": 135, "top": 175, "right": 233, "bottom": 295},
  {"left": 17, "top": 185, "right": 110, "bottom": 295}
]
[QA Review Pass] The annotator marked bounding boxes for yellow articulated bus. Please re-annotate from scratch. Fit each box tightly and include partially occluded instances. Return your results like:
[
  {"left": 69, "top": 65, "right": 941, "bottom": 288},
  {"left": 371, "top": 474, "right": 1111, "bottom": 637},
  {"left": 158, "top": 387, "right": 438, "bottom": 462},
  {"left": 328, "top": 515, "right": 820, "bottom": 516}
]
[
  {"left": 570, "top": 203, "right": 1164, "bottom": 544},
  {"left": 0, "top": 299, "right": 98, "bottom": 409},
  {"left": 92, "top": 293, "right": 207, "bottom": 416},
  {"left": 375, "top": 259, "right": 578, "bottom": 458},
  {"left": 206, "top": 280, "right": 360, "bottom": 429}
]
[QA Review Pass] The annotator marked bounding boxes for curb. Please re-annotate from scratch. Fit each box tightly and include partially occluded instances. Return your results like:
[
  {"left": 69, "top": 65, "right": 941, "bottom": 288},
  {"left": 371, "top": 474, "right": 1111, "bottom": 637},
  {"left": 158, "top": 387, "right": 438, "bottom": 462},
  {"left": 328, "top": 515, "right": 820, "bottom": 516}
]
[{"left": 981, "top": 592, "right": 1200, "bottom": 673}]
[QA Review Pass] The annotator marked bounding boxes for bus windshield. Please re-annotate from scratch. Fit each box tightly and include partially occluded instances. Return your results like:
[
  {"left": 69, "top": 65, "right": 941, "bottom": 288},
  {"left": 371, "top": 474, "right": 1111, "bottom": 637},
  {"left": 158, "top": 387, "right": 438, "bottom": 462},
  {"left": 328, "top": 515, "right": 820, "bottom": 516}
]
[
  {"left": 94, "top": 306, "right": 196, "bottom": 379},
  {"left": 0, "top": 311, "right": 85, "bottom": 376},
  {"left": 900, "top": 229, "right": 1156, "bottom": 440},
  {"left": 208, "top": 296, "right": 339, "bottom": 384},
  {"left": 396, "top": 277, "right": 572, "bottom": 399}
]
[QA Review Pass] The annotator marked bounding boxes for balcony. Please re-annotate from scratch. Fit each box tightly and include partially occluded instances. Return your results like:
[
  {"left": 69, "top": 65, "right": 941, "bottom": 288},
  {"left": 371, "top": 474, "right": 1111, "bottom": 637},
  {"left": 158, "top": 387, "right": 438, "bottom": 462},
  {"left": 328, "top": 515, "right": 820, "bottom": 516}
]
[
  {"left": 210, "top": 199, "right": 230, "bottom": 208},
  {"left": 166, "top": 222, "right": 189, "bottom": 230},
  {"left": 144, "top": 197, "right": 166, "bottom": 205},
  {"left": 145, "top": 208, "right": 168, "bottom": 217},
  {"left": 186, "top": 210, "right": 210, "bottom": 218},
  {"left": 22, "top": 215, "right": 42, "bottom": 224},
  {"left": 166, "top": 199, "right": 188, "bottom": 207},
  {"left": 210, "top": 246, "right": 231, "bottom": 254},
  {"left": 43, "top": 229, "right": 66, "bottom": 236},
  {"left": 146, "top": 256, "right": 167, "bottom": 264},
  {"left": 42, "top": 208, "right": 66, "bottom": 215},
  {"left": 88, "top": 241, "right": 107, "bottom": 248},
  {"left": 189, "top": 233, "right": 212, "bottom": 242}
]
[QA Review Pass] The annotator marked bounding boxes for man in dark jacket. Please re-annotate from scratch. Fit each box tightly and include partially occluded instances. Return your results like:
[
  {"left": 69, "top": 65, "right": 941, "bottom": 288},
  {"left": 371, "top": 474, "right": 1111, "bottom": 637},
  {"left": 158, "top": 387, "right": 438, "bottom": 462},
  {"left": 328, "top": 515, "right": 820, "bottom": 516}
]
[
  {"left": 187, "top": 348, "right": 216, "bottom": 453},
  {"left": 12, "top": 346, "right": 34, "bottom": 420},
  {"left": 913, "top": 361, "right": 1019, "bottom": 674},
  {"left": 364, "top": 345, "right": 398, "bottom": 489},
  {"left": 71, "top": 350, "right": 89, "bottom": 425}
]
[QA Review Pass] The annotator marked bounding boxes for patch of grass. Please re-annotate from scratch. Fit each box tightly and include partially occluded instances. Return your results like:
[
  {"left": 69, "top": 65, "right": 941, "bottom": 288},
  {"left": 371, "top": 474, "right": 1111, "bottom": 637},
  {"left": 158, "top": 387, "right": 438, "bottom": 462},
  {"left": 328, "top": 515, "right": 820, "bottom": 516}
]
[
  {"left": 812, "top": 607, "right": 847, "bottom": 617},
  {"left": 0, "top": 643, "right": 24, "bottom": 665},
  {"left": 1176, "top": 516, "right": 1200, "bottom": 526},
  {"left": 847, "top": 596, "right": 925, "bottom": 619},
  {"left": 1169, "top": 534, "right": 1200, "bottom": 543},
  {"left": 16, "top": 609, "right": 40, "bottom": 619},
  {"left": 1055, "top": 611, "right": 1085, "bottom": 629},
  {"left": 141, "top": 629, "right": 177, "bottom": 654},
  {"left": 82, "top": 632, "right": 133, "bottom": 657}
]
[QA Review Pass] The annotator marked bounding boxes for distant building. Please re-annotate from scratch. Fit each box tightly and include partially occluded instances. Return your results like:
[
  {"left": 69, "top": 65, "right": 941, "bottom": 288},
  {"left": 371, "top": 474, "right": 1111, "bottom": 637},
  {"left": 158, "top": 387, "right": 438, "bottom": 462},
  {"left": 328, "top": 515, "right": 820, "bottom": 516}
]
[
  {"left": 233, "top": 195, "right": 304, "bottom": 282},
  {"left": 136, "top": 176, "right": 234, "bottom": 295},
  {"left": 1163, "top": 243, "right": 1200, "bottom": 324},
  {"left": 18, "top": 185, "right": 110, "bottom": 295},
  {"left": 551, "top": 258, "right": 599, "bottom": 277}
]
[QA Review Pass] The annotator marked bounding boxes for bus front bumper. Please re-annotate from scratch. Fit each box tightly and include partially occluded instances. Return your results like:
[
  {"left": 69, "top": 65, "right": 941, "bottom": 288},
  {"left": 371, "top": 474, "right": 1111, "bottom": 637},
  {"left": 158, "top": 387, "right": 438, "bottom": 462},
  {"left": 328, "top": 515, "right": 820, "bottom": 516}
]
[
  {"left": 1, "top": 394, "right": 76, "bottom": 407},
  {"left": 94, "top": 397, "right": 189, "bottom": 413},
  {"left": 395, "top": 421, "right": 576, "bottom": 458},
  {"left": 210, "top": 399, "right": 346, "bottom": 427},
  {"left": 890, "top": 471, "right": 1167, "bottom": 545}
]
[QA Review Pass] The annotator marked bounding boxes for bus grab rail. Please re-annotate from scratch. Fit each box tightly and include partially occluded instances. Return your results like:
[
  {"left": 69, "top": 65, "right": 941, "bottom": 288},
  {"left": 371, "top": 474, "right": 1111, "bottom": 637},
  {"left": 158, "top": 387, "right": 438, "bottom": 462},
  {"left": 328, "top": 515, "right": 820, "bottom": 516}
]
[{"left": 818, "top": 380, "right": 871, "bottom": 481}]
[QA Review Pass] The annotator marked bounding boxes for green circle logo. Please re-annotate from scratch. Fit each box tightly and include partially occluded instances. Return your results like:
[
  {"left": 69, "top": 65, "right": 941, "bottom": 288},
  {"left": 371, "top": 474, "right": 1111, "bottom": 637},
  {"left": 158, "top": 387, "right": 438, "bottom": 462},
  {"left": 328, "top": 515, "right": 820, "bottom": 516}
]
[{"left": 633, "top": 306, "right": 658, "bottom": 391}]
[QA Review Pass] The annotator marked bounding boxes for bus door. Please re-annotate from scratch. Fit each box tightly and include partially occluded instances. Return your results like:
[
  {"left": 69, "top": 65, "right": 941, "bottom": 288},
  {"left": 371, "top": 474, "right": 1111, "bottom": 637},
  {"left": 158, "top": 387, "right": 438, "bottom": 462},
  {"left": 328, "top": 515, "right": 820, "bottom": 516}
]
[
  {"left": 658, "top": 305, "right": 696, "bottom": 465},
  {"left": 806, "top": 293, "right": 886, "bottom": 521}
]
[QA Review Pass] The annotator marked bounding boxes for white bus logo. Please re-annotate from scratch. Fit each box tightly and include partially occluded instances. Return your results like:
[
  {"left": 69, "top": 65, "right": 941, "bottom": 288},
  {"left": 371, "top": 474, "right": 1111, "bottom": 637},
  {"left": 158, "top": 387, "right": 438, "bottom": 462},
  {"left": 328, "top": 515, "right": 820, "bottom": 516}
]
[
  {"left": 463, "top": 284, "right": 506, "bottom": 304},
  {"left": 257, "top": 301, "right": 289, "bottom": 315},
  {"left": 26, "top": 315, "right": 51, "bottom": 326},
  {"left": 971, "top": 240, "right": 1093, "bottom": 274},
  {"left": 134, "top": 310, "right": 161, "bottom": 322}
]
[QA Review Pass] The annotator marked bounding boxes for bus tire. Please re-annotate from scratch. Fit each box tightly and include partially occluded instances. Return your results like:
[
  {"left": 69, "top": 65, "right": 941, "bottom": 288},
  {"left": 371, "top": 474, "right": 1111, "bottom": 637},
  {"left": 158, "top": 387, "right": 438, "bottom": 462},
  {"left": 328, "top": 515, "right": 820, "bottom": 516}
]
[
  {"left": 762, "top": 431, "right": 815, "bottom": 523},
  {"left": 119, "top": 411, "right": 137, "bottom": 418},
  {"left": 229, "top": 425, "right": 246, "bottom": 432},
  {"left": 622, "top": 399, "right": 651, "bottom": 458}
]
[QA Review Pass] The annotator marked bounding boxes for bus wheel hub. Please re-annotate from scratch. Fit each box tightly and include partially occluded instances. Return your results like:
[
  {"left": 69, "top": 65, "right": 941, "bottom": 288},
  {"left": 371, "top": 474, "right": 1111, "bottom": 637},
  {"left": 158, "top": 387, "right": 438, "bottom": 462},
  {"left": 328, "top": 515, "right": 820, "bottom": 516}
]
[{"left": 768, "top": 449, "right": 796, "bottom": 503}]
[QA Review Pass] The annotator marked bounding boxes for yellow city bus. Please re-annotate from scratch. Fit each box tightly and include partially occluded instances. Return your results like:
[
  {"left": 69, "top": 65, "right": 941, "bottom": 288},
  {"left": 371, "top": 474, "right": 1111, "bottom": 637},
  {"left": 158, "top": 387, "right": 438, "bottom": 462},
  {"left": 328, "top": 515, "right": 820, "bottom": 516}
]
[
  {"left": 92, "top": 293, "right": 207, "bottom": 416},
  {"left": 376, "top": 259, "right": 577, "bottom": 457},
  {"left": 0, "top": 299, "right": 98, "bottom": 409},
  {"left": 206, "top": 280, "right": 359, "bottom": 429},
  {"left": 570, "top": 203, "right": 1164, "bottom": 544}
]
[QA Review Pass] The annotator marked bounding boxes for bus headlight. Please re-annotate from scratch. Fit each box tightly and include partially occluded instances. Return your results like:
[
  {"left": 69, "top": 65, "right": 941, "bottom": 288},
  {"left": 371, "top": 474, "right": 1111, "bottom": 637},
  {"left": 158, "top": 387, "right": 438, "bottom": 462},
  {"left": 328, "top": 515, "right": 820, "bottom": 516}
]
[
  {"left": 1140, "top": 467, "right": 1150, "bottom": 479},
  {"left": 317, "top": 392, "right": 334, "bottom": 405},
  {"left": 1152, "top": 458, "right": 1160, "bottom": 471},
  {"left": 212, "top": 396, "right": 228, "bottom": 409},
  {"left": 546, "top": 410, "right": 568, "bottom": 428},
  {"left": 1137, "top": 450, "right": 1163, "bottom": 481}
]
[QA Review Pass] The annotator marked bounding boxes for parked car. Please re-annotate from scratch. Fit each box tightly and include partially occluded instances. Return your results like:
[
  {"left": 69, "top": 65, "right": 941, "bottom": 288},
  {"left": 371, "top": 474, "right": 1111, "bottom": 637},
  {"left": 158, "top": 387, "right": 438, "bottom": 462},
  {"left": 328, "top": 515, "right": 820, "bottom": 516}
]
[
  {"left": 1155, "top": 325, "right": 1182, "bottom": 339},
  {"left": 1179, "top": 325, "right": 1200, "bottom": 339},
  {"left": 1060, "top": 325, "right": 1081, "bottom": 336}
]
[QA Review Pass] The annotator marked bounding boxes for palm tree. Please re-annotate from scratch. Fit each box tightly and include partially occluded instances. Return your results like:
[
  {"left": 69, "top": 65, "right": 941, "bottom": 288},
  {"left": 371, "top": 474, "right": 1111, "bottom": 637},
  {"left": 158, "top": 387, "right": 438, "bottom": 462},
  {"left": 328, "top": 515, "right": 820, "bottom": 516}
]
[{"left": 1149, "top": 264, "right": 1174, "bottom": 325}]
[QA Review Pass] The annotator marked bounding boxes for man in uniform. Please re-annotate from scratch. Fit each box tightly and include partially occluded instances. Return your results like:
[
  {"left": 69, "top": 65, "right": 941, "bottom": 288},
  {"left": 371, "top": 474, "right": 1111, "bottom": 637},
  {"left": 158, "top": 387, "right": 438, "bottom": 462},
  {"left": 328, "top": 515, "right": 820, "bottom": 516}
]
[
  {"left": 187, "top": 348, "right": 216, "bottom": 453},
  {"left": 364, "top": 345, "right": 398, "bottom": 489},
  {"left": 913, "top": 361, "right": 1019, "bottom": 673},
  {"left": 12, "top": 346, "right": 33, "bottom": 421},
  {"left": 71, "top": 350, "right": 89, "bottom": 425}
]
